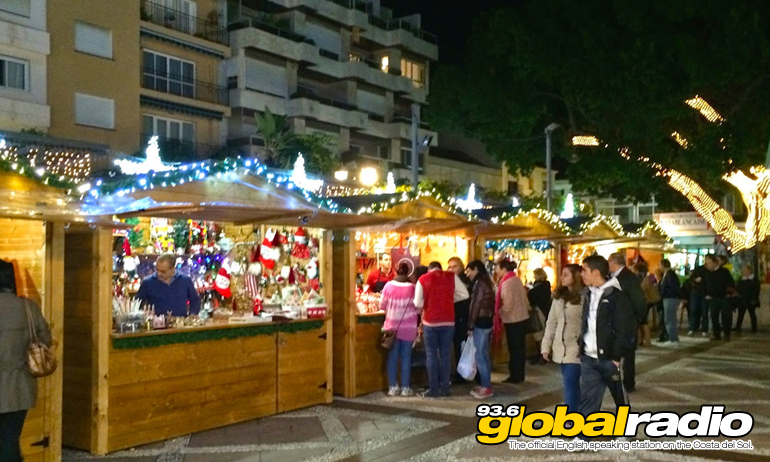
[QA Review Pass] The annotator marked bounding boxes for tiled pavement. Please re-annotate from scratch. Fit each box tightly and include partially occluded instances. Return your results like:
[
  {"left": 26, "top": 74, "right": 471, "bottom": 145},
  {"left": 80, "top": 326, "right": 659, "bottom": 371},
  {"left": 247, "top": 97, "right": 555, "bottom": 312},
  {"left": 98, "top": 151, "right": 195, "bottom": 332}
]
[{"left": 63, "top": 331, "right": 770, "bottom": 462}]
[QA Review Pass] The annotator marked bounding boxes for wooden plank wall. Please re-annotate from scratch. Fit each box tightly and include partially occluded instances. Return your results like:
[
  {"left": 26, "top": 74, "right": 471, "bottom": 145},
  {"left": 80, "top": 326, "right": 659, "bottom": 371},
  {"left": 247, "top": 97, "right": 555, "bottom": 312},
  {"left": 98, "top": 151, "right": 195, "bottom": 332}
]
[
  {"left": 107, "top": 334, "right": 278, "bottom": 452},
  {"left": 354, "top": 321, "right": 388, "bottom": 396},
  {"left": 62, "top": 232, "right": 94, "bottom": 450},
  {"left": 277, "top": 323, "right": 328, "bottom": 412},
  {"left": 0, "top": 219, "right": 51, "bottom": 462},
  {"left": 331, "top": 230, "right": 353, "bottom": 397}
]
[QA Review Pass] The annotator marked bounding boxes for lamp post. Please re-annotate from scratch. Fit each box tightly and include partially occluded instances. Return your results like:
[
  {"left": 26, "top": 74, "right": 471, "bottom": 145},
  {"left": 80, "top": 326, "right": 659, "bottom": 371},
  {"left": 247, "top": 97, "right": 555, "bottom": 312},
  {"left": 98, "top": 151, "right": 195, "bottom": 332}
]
[{"left": 544, "top": 123, "right": 560, "bottom": 212}]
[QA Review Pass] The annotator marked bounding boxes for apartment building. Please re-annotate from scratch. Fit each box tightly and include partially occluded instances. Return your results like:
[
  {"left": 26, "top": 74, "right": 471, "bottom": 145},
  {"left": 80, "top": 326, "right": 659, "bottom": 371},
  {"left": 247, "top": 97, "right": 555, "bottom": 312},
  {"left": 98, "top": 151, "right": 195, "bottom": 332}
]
[
  {"left": 0, "top": 0, "right": 50, "bottom": 131},
  {"left": 47, "top": 0, "right": 231, "bottom": 160},
  {"left": 225, "top": 0, "right": 438, "bottom": 179}
]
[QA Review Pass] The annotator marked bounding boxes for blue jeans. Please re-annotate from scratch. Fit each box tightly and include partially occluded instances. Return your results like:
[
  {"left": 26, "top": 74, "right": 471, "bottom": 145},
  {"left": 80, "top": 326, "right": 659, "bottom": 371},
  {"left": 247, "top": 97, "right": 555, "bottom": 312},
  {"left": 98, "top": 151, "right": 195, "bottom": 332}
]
[
  {"left": 0, "top": 410, "right": 27, "bottom": 462},
  {"left": 663, "top": 298, "right": 679, "bottom": 341},
  {"left": 387, "top": 339, "right": 412, "bottom": 388},
  {"left": 473, "top": 327, "right": 492, "bottom": 388},
  {"left": 560, "top": 363, "right": 581, "bottom": 414},
  {"left": 689, "top": 293, "right": 708, "bottom": 333},
  {"left": 424, "top": 325, "right": 455, "bottom": 395}
]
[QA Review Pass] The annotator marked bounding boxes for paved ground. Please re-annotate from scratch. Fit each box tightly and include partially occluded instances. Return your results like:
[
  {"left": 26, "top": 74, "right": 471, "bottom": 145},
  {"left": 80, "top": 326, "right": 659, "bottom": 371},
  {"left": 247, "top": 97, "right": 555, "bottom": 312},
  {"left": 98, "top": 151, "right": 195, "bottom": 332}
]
[{"left": 63, "top": 330, "right": 770, "bottom": 462}]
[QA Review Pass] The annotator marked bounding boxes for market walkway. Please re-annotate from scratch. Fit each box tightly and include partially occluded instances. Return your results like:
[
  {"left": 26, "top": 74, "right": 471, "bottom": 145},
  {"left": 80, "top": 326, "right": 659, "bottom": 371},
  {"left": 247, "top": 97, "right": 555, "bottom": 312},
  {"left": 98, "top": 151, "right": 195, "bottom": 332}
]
[{"left": 63, "top": 332, "right": 770, "bottom": 462}]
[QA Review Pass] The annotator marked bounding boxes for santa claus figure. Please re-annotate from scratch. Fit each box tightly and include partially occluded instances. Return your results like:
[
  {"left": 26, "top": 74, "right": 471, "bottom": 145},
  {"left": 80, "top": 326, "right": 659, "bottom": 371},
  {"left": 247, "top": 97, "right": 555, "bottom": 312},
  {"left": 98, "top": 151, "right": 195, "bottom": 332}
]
[
  {"left": 260, "top": 228, "right": 279, "bottom": 271},
  {"left": 292, "top": 227, "right": 311, "bottom": 259}
]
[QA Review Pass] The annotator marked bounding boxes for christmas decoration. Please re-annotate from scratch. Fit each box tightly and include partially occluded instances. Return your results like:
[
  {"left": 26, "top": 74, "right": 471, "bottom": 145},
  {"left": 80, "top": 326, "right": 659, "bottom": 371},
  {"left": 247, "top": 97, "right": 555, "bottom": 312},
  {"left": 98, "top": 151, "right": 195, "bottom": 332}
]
[
  {"left": 115, "top": 136, "right": 175, "bottom": 175},
  {"left": 248, "top": 244, "right": 262, "bottom": 276},
  {"left": 291, "top": 153, "right": 324, "bottom": 192},
  {"left": 214, "top": 262, "right": 232, "bottom": 298},
  {"left": 291, "top": 227, "right": 310, "bottom": 259},
  {"left": 454, "top": 183, "right": 483, "bottom": 211},
  {"left": 260, "top": 229, "right": 278, "bottom": 270},
  {"left": 560, "top": 193, "right": 575, "bottom": 219}
]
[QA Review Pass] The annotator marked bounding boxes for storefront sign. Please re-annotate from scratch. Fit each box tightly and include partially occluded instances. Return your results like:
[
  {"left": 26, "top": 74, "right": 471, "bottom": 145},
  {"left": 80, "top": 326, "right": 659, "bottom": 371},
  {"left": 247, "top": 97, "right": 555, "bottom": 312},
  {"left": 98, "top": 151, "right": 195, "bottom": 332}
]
[{"left": 655, "top": 212, "right": 711, "bottom": 236}]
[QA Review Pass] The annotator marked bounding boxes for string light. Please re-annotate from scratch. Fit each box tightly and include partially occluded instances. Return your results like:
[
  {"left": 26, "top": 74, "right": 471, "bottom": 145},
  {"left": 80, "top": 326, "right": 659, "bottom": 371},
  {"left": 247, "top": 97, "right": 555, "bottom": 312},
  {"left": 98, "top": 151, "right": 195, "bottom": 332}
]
[
  {"left": 291, "top": 153, "right": 324, "bottom": 192},
  {"left": 114, "top": 136, "right": 175, "bottom": 175},
  {"left": 685, "top": 95, "right": 725, "bottom": 123},
  {"left": 560, "top": 193, "right": 575, "bottom": 219},
  {"left": 385, "top": 172, "right": 396, "bottom": 194},
  {"left": 572, "top": 136, "right": 600, "bottom": 146},
  {"left": 671, "top": 131, "right": 689, "bottom": 149}
]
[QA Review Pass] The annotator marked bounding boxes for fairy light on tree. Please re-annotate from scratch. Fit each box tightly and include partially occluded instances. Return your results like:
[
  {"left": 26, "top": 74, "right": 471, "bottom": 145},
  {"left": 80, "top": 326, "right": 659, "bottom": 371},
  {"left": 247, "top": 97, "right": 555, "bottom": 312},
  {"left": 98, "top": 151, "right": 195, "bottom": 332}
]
[
  {"left": 671, "top": 131, "right": 689, "bottom": 149},
  {"left": 560, "top": 193, "right": 575, "bottom": 219},
  {"left": 572, "top": 136, "right": 600, "bottom": 146},
  {"left": 685, "top": 95, "right": 725, "bottom": 123}
]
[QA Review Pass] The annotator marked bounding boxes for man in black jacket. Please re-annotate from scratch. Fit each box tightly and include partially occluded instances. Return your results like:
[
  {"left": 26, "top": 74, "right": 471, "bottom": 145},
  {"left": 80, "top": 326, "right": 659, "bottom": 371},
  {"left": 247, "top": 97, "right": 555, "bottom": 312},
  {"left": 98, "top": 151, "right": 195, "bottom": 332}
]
[
  {"left": 704, "top": 254, "right": 736, "bottom": 340},
  {"left": 688, "top": 264, "right": 709, "bottom": 337},
  {"left": 580, "top": 255, "right": 637, "bottom": 417},
  {"left": 608, "top": 253, "right": 646, "bottom": 392}
]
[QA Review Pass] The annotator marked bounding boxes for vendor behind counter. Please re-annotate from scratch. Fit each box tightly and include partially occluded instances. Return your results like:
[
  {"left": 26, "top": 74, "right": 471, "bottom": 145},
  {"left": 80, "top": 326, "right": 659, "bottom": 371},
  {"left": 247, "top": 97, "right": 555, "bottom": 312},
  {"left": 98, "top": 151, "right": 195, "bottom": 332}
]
[{"left": 135, "top": 253, "right": 200, "bottom": 317}]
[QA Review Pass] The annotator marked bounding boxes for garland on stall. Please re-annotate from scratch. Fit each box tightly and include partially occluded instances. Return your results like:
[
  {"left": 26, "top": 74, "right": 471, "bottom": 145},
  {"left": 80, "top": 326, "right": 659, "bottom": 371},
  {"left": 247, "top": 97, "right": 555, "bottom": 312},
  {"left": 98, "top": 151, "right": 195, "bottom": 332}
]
[
  {"left": 112, "top": 320, "right": 324, "bottom": 350},
  {"left": 0, "top": 150, "right": 78, "bottom": 190},
  {"left": 486, "top": 239, "right": 554, "bottom": 253}
]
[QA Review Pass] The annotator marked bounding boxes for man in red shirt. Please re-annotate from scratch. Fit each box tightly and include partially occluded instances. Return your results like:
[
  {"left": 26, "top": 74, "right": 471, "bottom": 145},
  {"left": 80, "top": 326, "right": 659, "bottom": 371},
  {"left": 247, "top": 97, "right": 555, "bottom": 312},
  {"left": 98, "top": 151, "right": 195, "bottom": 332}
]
[
  {"left": 366, "top": 253, "right": 394, "bottom": 293},
  {"left": 414, "top": 261, "right": 470, "bottom": 398}
]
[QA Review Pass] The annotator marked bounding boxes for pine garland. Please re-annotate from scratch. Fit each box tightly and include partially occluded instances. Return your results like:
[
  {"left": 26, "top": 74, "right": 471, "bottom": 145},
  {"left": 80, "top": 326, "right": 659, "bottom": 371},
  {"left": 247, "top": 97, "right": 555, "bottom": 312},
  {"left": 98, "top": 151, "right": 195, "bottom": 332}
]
[
  {"left": 357, "top": 314, "right": 385, "bottom": 324},
  {"left": 112, "top": 320, "right": 325, "bottom": 350}
]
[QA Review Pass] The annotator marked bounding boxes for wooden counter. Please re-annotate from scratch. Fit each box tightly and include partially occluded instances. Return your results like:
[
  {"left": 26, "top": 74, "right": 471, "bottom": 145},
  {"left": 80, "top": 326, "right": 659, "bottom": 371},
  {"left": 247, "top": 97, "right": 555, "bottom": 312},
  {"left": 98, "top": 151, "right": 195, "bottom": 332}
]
[{"left": 67, "top": 316, "right": 332, "bottom": 454}]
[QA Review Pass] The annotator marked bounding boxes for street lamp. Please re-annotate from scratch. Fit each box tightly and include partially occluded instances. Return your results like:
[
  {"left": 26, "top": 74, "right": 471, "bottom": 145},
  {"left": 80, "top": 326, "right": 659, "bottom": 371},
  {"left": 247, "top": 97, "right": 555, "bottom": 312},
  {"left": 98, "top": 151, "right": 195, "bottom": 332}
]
[
  {"left": 544, "top": 123, "right": 560, "bottom": 213},
  {"left": 360, "top": 167, "right": 378, "bottom": 186}
]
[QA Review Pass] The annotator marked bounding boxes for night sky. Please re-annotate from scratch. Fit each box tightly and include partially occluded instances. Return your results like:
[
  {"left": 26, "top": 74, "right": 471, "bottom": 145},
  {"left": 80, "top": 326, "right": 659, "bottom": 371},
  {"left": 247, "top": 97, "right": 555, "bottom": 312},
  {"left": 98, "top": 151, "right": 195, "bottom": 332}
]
[{"left": 382, "top": 0, "right": 520, "bottom": 65}]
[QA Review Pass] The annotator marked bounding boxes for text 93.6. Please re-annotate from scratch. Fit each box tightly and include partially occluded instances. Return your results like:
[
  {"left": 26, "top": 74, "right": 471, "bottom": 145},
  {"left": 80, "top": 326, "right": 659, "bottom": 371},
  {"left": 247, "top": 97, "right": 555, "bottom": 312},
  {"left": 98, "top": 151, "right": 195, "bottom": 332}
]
[{"left": 476, "top": 405, "right": 521, "bottom": 418}]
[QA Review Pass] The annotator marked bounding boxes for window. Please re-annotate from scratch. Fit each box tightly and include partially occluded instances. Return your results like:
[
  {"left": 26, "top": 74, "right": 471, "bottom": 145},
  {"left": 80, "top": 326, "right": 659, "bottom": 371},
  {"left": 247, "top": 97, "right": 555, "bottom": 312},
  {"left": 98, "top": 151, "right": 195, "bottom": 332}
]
[
  {"left": 380, "top": 56, "right": 389, "bottom": 73},
  {"left": 0, "top": 0, "right": 30, "bottom": 17},
  {"left": 400, "top": 58, "right": 425, "bottom": 88},
  {"left": 75, "top": 93, "right": 115, "bottom": 129},
  {"left": 378, "top": 145, "right": 389, "bottom": 160},
  {"left": 507, "top": 181, "right": 518, "bottom": 196},
  {"left": 142, "top": 50, "right": 195, "bottom": 98},
  {"left": 152, "top": 0, "right": 197, "bottom": 34},
  {"left": 142, "top": 114, "right": 195, "bottom": 143},
  {"left": 0, "top": 57, "right": 27, "bottom": 90},
  {"left": 75, "top": 22, "right": 113, "bottom": 59},
  {"left": 400, "top": 147, "right": 424, "bottom": 172}
]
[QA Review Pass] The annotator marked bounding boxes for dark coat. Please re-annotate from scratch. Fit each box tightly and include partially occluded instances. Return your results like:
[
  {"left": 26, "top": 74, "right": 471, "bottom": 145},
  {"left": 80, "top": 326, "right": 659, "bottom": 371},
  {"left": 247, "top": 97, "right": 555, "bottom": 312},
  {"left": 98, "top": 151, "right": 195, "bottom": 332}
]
[
  {"left": 468, "top": 274, "right": 495, "bottom": 330},
  {"left": 0, "top": 293, "right": 52, "bottom": 413},
  {"left": 527, "top": 280, "right": 552, "bottom": 315},
  {"left": 581, "top": 285, "right": 637, "bottom": 362},
  {"left": 737, "top": 276, "right": 761, "bottom": 307},
  {"left": 659, "top": 269, "right": 681, "bottom": 299},
  {"left": 615, "top": 267, "right": 647, "bottom": 322}
]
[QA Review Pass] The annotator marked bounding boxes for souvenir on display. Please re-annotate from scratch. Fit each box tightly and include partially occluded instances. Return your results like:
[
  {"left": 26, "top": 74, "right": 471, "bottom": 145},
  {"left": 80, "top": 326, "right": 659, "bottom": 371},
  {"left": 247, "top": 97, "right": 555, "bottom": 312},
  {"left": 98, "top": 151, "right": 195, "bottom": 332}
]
[{"left": 291, "top": 227, "right": 311, "bottom": 259}]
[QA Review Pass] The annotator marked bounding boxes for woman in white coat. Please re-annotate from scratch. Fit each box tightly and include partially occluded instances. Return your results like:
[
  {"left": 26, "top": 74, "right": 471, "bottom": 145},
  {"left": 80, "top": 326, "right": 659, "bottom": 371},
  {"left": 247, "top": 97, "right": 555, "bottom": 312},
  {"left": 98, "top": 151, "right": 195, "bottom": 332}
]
[{"left": 541, "top": 264, "right": 585, "bottom": 413}]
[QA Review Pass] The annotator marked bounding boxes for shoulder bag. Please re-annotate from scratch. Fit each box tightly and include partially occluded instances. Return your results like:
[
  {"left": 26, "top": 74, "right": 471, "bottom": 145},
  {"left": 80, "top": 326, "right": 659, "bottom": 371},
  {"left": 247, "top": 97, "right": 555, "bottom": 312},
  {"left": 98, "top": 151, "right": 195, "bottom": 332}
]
[
  {"left": 25, "top": 300, "right": 57, "bottom": 378},
  {"left": 380, "top": 301, "right": 408, "bottom": 350}
]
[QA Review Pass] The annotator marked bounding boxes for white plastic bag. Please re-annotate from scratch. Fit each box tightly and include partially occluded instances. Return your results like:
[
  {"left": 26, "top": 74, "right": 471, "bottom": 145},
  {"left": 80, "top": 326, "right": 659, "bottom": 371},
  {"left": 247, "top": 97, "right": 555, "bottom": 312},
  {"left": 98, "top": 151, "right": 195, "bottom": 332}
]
[{"left": 457, "top": 333, "right": 477, "bottom": 380}]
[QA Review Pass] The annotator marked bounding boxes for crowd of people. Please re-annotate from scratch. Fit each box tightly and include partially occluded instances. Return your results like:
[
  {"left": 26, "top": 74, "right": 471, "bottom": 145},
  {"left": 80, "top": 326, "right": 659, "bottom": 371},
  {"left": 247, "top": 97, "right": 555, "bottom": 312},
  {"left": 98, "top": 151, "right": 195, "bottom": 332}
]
[{"left": 378, "top": 251, "right": 763, "bottom": 415}]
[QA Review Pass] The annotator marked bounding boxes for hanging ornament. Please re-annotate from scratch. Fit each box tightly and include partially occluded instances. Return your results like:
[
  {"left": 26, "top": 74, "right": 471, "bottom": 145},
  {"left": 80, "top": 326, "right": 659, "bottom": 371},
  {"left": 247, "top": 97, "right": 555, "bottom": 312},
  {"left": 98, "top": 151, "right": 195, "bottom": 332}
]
[
  {"left": 425, "top": 236, "right": 432, "bottom": 254},
  {"left": 292, "top": 227, "right": 311, "bottom": 259},
  {"left": 260, "top": 228, "right": 277, "bottom": 270},
  {"left": 244, "top": 272, "right": 260, "bottom": 299},
  {"left": 214, "top": 260, "right": 232, "bottom": 298},
  {"left": 248, "top": 244, "right": 262, "bottom": 276},
  {"left": 307, "top": 258, "right": 319, "bottom": 280},
  {"left": 253, "top": 295, "right": 263, "bottom": 315}
]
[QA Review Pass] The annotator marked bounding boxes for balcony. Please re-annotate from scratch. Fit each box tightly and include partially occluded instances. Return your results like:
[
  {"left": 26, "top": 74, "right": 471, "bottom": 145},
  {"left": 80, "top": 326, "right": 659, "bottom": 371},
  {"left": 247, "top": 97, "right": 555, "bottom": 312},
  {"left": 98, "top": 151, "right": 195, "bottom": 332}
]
[
  {"left": 327, "top": 0, "right": 373, "bottom": 14},
  {"left": 140, "top": 135, "right": 239, "bottom": 161},
  {"left": 229, "top": 16, "right": 312, "bottom": 44},
  {"left": 141, "top": 1, "right": 229, "bottom": 45},
  {"left": 288, "top": 87, "right": 366, "bottom": 129},
  {"left": 141, "top": 67, "right": 229, "bottom": 106}
]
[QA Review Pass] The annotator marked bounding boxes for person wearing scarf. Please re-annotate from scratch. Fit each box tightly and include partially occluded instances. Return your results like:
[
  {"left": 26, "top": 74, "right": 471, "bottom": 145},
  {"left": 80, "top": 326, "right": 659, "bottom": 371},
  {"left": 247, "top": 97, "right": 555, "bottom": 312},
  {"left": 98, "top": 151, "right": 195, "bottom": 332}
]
[{"left": 494, "top": 258, "right": 530, "bottom": 384}]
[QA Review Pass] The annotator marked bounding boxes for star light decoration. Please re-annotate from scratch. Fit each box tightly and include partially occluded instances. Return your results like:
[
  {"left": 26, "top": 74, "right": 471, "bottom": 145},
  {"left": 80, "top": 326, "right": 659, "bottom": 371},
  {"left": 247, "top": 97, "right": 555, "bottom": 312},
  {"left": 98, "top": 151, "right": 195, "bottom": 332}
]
[
  {"left": 454, "top": 183, "right": 483, "bottom": 212},
  {"left": 114, "top": 136, "right": 175, "bottom": 175},
  {"left": 290, "top": 153, "right": 324, "bottom": 193}
]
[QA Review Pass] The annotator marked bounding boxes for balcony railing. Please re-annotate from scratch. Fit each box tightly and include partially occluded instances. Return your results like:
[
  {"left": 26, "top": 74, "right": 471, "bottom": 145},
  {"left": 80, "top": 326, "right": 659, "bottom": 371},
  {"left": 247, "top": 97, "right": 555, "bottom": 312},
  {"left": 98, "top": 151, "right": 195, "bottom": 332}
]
[
  {"left": 327, "top": 0, "right": 373, "bottom": 14},
  {"left": 366, "top": 16, "right": 437, "bottom": 45},
  {"left": 319, "top": 48, "right": 341, "bottom": 61},
  {"left": 141, "top": 67, "right": 229, "bottom": 106},
  {"left": 228, "top": 16, "right": 313, "bottom": 44},
  {"left": 291, "top": 86, "right": 357, "bottom": 111},
  {"left": 141, "top": 1, "right": 229, "bottom": 45},
  {"left": 140, "top": 135, "right": 240, "bottom": 161}
]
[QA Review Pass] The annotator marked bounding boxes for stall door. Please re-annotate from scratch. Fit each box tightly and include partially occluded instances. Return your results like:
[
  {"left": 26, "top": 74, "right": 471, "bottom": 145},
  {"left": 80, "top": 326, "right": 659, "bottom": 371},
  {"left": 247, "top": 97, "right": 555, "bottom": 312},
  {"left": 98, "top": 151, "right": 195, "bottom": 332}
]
[{"left": 276, "top": 325, "right": 328, "bottom": 413}]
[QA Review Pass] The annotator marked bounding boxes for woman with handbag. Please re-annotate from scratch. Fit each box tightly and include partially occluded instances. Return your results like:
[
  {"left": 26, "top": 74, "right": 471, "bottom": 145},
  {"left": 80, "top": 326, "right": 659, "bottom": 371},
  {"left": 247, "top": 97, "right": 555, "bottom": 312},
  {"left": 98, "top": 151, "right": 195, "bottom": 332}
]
[
  {"left": 495, "top": 259, "right": 530, "bottom": 385},
  {"left": 527, "top": 268, "right": 551, "bottom": 365},
  {"left": 541, "top": 264, "right": 585, "bottom": 414},
  {"left": 381, "top": 262, "right": 418, "bottom": 397},
  {"left": 0, "top": 263, "right": 53, "bottom": 462},
  {"left": 466, "top": 260, "right": 496, "bottom": 399}
]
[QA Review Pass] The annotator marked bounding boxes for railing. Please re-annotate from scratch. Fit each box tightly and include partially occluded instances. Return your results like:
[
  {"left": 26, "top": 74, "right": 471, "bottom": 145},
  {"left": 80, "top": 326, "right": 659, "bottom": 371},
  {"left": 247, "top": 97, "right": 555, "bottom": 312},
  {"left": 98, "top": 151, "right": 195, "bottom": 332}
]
[
  {"left": 141, "top": 1, "right": 229, "bottom": 45},
  {"left": 319, "top": 48, "right": 341, "bottom": 61},
  {"left": 141, "top": 67, "right": 229, "bottom": 106},
  {"left": 327, "top": 0, "right": 373, "bottom": 14},
  {"left": 366, "top": 16, "right": 437, "bottom": 45},
  {"left": 140, "top": 135, "right": 239, "bottom": 161},
  {"left": 228, "top": 17, "right": 312, "bottom": 44},
  {"left": 291, "top": 86, "right": 357, "bottom": 111}
]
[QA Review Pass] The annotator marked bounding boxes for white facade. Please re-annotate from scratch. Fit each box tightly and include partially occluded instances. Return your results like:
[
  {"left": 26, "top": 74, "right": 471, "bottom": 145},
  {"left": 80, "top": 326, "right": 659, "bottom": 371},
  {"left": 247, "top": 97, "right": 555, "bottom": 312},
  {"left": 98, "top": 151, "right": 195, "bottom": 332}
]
[{"left": 0, "top": 0, "right": 50, "bottom": 131}]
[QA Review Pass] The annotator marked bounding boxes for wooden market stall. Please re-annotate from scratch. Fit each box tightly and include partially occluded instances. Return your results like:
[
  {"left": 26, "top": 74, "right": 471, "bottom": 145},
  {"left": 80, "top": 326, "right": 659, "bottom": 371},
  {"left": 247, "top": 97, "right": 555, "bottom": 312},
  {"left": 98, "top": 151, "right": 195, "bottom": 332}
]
[
  {"left": 0, "top": 172, "right": 127, "bottom": 462},
  {"left": 60, "top": 175, "right": 373, "bottom": 455},
  {"left": 328, "top": 195, "right": 528, "bottom": 398}
]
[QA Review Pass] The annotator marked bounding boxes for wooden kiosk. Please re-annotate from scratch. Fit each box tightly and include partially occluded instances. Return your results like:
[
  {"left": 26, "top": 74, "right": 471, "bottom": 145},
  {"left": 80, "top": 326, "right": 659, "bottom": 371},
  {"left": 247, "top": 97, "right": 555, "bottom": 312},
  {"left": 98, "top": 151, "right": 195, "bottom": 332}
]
[
  {"left": 330, "top": 195, "right": 527, "bottom": 398},
  {"left": 0, "top": 173, "right": 126, "bottom": 462},
  {"left": 60, "top": 175, "right": 368, "bottom": 454}
]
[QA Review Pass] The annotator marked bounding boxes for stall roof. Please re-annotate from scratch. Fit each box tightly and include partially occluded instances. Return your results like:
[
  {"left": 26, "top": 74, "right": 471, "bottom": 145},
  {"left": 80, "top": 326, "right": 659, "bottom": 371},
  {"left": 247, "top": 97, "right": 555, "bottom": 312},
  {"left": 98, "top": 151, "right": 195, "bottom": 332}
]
[
  {"left": 477, "top": 209, "right": 572, "bottom": 241},
  {"left": 92, "top": 176, "right": 394, "bottom": 229},
  {"left": 0, "top": 172, "right": 127, "bottom": 228},
  {"left": 331, "top": 195, "right": 529, "bottom": 238},
  {"left": 554, "top": 216, "right": 625, "bottom": 244}
]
